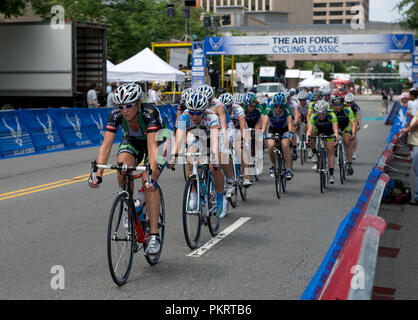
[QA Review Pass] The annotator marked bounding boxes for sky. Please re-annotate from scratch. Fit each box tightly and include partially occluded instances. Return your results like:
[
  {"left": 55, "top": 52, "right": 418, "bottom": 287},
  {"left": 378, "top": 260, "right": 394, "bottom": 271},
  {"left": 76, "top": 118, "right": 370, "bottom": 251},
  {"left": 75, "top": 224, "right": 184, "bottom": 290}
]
[{"left": 369, "top": 0, "right": 404, "bottom": 23}]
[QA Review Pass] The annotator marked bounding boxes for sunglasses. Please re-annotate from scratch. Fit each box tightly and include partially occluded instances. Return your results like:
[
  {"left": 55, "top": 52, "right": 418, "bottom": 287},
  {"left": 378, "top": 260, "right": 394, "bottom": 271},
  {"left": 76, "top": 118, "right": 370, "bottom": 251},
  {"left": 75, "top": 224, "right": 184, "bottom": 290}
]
[
  {"left": 189, "top": 111, "right": 203, "bottom": 116},
  {"left": 118, "top": 102, "right": 136, "bottom": 110},
  {"left": 274, "top": 105, "right": 284, "bottom": 108}
]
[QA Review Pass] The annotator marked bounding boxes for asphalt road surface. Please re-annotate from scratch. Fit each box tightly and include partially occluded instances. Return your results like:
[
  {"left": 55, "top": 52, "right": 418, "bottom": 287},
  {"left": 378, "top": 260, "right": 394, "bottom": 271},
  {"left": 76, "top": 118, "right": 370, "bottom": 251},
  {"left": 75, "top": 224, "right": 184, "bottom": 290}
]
[{"left": 0, "top": 96, "right": 391, "bottom": 300}]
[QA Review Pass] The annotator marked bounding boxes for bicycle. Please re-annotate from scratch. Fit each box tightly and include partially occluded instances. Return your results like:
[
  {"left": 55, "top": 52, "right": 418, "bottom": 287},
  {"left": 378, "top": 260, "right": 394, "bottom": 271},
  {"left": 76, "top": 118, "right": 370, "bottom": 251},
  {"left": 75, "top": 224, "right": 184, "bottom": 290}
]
[
  {"left": 90, "top": 160, "right": 165, "bottom": 286},
  {"left": 295, "top": 121, "right": 308, "bottom": 166},
  {"left": 179, "top": 152, "right": 221, "bottom": 249},
  {"left": 309, "top": 135, "right": 334, "bottom": 193},
  {"left": 336, "top": 133, "right": 347, "bottom": 185},
  {"left": 227, "top": 143, "right": 247, "bottom": 208},
  {"left": 245, "top": 128, "right": 261, "bottom": 183},
  {"left": 266, "top": 133, "right": 287, "bottom": 199}
]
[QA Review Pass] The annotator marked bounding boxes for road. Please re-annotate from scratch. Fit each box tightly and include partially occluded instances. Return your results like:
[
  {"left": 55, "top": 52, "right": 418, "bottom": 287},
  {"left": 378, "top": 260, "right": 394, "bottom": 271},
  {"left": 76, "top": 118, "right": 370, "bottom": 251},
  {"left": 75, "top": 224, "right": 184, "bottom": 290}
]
[{"left": 0, "top": 96, "right": 390, "bottom": 300}]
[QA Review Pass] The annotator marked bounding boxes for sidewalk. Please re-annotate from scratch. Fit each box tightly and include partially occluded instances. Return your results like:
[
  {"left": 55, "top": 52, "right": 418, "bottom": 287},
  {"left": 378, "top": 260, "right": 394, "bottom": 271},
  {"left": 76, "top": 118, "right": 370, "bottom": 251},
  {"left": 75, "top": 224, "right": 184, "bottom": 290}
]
[{"left": 373, "top": 141, "right": 418, "bottom": 300}]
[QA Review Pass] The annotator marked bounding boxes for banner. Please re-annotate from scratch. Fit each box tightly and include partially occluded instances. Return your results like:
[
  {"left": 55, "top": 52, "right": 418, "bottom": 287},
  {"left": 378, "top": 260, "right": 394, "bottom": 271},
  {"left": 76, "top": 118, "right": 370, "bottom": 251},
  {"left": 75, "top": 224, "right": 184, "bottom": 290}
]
[
  {"left": 236, "top": 62, "right": 254, "bottom": 76},
  {"left": 204, "top": 34, "right": 414, "bottom": 56},
  {"left": 191, "top": 41, "right": 206, "bottom": 90},
  {"left": 0, "top": 105, "right": 177, "bottom": 159},
  {"left": 412, "top": 39, "right": 418, "bottom": 83}
]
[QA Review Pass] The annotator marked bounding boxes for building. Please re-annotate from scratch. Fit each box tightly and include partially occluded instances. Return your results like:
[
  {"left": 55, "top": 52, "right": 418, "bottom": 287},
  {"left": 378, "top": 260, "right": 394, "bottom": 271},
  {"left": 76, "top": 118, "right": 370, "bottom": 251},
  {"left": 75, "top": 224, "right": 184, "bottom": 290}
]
[
  {"left": 199, "top": 0, "right": 313, "bottom": 25},
  {"left": 312, "top": 0, "right": 369, "bottom": 25}
]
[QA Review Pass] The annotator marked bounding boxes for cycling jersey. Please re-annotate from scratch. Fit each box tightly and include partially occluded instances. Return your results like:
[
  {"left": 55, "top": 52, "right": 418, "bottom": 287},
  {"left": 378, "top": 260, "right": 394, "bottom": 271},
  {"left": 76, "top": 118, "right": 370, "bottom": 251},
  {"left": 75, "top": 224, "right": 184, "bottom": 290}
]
[
  {"left": 345, "top": 102, "right": 360, "bottom": 115},
  {"left": 297, "top": 102, "right": 309, "bottom": 118},
  {"left": 176, "top": 109, "right": 220, "bottom": 132},
  {"left": 105, "top": 103, "right": 166, "bottom": 165},
  {"left": 106, "top": 102, "right": 165, "bottom": 139},
  {"left": 264, "top": 104, "right": 293, "bottom": 130},
  {"left": 329, "top": 106, "right": 355, "bottom": 133},
  {"left": 245, "top": 109, "right": 262, "bottom": 129},
  {"left": 309, "top": 112, "right": 338, "bottom": 136}
]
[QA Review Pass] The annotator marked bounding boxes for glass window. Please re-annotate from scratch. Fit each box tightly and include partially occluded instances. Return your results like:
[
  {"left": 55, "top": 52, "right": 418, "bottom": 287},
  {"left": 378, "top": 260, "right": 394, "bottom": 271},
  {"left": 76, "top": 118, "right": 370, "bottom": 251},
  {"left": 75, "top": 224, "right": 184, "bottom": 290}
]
[
  {"left": 313, "top": 11, "right": 327, "bottom": 16},
  {"left": 330, "top": 19, "right": 343, "bottom": 24},
  {"left": 314, "top": 20, "right": 327, "bottom": 24},
  {"left": 330, "top": 2, "right": 343, "bottom": 7},
  {"left": 330, "top": 11, "right": 343, "bottom": 16},
  {"left": 313, "top": 3, "right": 327, "bottom": 7}
]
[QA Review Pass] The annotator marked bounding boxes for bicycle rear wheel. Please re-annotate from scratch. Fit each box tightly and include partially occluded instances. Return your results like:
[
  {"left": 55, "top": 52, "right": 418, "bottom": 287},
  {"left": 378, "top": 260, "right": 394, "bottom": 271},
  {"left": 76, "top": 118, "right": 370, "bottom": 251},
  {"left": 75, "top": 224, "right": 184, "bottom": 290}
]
[
  {"left": 145, "top": 185, "right": 165, "bottom": 266},
  {"left": 274, "top": 151, "right": 282, "bottom": 199},
  {"left": 320, "top": 149, "right": 327, "bottom": 193},
  {"left": 182, "top": 177, "right": 202, "bottom": 249},
  {"left": 338, "top": 144, "right": 345, "bottom": 185},
  {"left": 207, "top": 174, "right": 221, "bottom": 236},
  {"left": 281, "top": 152, "right": 287, "bottom": 193},
  {"left": 107, "top": 194, "right": 134, "bottom": 286}
]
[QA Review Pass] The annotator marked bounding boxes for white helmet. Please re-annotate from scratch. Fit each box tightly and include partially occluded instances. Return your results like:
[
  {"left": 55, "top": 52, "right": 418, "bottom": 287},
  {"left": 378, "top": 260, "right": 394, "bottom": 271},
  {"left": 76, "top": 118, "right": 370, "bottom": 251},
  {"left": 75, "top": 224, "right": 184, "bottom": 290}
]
[
  {"left": 298, "top": 91, "right": 308, "bottom": 100},
  {"left": 113, "top": 83, "right": 142, "bottom": 105},
  {"left": 314, "top": 100, "right": 329, "bottom": 114},
  {"left": 181, "top": 88, "right": 194, "bottom": 101},
  {"left": 344, "top": 93, "right": 355, "bottom": 103},
  {"left": 233, "top": 93, "right": 244, "bottom": 105},
  {"left": 197, "top": 84, "right": 214, "bottom": 100},
  {"left": 219, "top": 93, "right": 234, "bottom": 106},
  {"left": 185, "top": 92, "right": 208, "bottom": 111}
]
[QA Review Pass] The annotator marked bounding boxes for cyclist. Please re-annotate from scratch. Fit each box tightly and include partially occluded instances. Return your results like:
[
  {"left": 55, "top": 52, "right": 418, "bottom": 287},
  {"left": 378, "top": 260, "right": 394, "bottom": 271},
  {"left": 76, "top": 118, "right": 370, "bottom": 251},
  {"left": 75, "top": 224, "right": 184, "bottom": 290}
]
[
  {"left": 219, "top": 92, "right": 252, "bottom": 187},
  {"left": 294, "top": 90, "right": 310, "bottom": 157},
  {"left": 263, "top": 92, "right": 295, "bottom": 180},
  {"left": 171, "top": 91, "right": 229, "bottom": 218},
  {"left": 89, "top": 82, "right": 167, "bottom": 255},
  {"left": 307, "top": 90, "right": 324, "bottom": 123},
  {"left": 286, "top": 90, "right": 300, "bottom": 161},
  {"left": 344, "top": 93, "right": 361, "bottom": 160},
  {"left": 306, "top": 100, "right": 339, "bottom": 184},
  {"left": 175, "top": 88, "right": 194, "bottom": 129},
  {"left": 198, "top": 85, "right": 237, "bottom": 198},
  {"left": 330, "top": 95, "right": 357, "bottom": 175}
]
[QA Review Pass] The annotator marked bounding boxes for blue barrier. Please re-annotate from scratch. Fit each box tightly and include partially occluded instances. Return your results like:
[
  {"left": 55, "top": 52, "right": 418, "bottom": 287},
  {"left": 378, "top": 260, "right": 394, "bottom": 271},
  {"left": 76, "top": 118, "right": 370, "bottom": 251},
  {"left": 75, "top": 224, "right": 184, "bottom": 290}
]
[
  {"left": 0, "top": 104, "right": 178, "bottom": 159},
  {"left": 384, "top": 101, "right": 402, "bottom": 125},
  {"left": 386, "top": 105, "right": 409, "bottom": 144}
]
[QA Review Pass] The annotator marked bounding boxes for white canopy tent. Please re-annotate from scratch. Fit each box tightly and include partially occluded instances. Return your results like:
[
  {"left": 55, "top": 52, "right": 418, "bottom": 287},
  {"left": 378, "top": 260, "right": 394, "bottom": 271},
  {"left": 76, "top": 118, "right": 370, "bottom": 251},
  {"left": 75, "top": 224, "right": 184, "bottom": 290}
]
[
  {"left": 107, "top": 60, "right": 115, "bottom": 71},
  {"left": 107, "top": 47, "right": 185, "bottom": 82},
  {"left": 298, "top": 76, "right": 330, "bottom": 88}
]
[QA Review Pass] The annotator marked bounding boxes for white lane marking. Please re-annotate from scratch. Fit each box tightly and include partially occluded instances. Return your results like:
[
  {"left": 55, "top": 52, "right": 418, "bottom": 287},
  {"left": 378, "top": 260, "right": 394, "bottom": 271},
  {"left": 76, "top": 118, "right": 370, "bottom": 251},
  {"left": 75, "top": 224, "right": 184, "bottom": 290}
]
[
  {"left": 363, "top": 124, "right": 369, "bottom": 129},
  {"left": 186, "top": 217, "right": 252, "bottom": 257}
]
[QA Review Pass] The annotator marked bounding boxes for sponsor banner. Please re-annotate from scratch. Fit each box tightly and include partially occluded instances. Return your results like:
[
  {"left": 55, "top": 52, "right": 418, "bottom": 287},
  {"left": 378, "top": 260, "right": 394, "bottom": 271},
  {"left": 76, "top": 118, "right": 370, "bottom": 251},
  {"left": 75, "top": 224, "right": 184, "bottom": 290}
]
[
  {"left": 412, "top": 39, "right": 418, "bottom": 83},
  {"left": 236, "top": 62, "right": 254, "bottom": 76},
  {"left": 191, "top": 41, "right": 206, "bottom": 90},
  {"left": 0, "top": 106, "right": 176, "bottom": 159},
  {"left": 204, "top": 34, "right": 414, "bottom": 56},
  {"left": 0, "top": 111, "right": 36, "bottom": 157}
]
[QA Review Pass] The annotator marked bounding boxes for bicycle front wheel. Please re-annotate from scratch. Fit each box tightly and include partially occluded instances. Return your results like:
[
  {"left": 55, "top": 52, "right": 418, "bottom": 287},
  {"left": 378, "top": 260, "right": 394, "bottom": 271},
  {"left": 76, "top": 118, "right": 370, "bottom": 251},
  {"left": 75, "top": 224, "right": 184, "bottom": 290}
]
[
  {"left": 183, "top": 178, "right": 202, "bottom": 249},
  {"left": 320, "top": 149, "right": 327, "bottom": 193},
  {"left": 145, "top": 185, "right": 165, "bottom": 266},
  {"left": 107, "top": 194, "right": 134, "bottom": 286},
  {"left": 338, "top": 144, "right": 345, "bottom": 185},
  {"left": 274, "top": 151, "right": 282, "bottom": 199},
  {"left": 207, "top": 174, "right": 221, "bottom": 236}
]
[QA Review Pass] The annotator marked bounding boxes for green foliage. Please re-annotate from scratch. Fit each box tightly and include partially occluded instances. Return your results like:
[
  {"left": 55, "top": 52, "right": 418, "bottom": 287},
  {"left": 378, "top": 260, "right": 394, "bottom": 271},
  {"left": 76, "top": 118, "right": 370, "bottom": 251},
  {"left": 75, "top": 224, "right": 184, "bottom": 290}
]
[
  {"left": 397, "top": 0, "right": 418, "bottom": 34},
  {"left": 0, "top": 0, "right": 28, "bottom": 18}
]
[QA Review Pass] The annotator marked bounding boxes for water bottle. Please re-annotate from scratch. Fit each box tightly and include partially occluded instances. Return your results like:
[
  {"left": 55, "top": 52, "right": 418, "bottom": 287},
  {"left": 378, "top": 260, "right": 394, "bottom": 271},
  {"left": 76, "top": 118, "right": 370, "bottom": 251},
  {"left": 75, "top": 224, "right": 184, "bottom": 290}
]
[{"left": 137, "top": 187, "right": 146, "bottom": 221}]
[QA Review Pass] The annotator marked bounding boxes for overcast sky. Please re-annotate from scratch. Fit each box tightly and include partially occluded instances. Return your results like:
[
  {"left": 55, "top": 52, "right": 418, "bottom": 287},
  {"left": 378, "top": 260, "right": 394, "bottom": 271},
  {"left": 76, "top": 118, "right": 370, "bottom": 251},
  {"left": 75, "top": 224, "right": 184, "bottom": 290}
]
[{"left": 369, "top": 0, "right": 404, "bottom": 23}]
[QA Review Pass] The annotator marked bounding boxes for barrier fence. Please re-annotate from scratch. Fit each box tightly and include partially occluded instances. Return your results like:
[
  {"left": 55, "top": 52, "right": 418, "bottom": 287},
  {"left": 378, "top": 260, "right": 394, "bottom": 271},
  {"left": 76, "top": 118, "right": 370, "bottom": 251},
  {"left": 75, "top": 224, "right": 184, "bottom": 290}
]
[
  {"left": 0, "top": 105, "right": 178, "bottom": 159},
  {"left": 301, "top": 105, "right": 411, "bottom": 300}
]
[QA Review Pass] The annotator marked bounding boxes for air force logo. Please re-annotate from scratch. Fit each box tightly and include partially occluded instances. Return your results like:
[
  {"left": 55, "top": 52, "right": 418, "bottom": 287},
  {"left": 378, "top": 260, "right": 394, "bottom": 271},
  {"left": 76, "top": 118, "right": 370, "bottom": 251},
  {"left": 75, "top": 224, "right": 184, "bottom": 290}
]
[
  {"left": 209, "top": 38, "right": 223, "bottom": 51},
  {"left": 392, "top": 34, "right": 408, "bottom": 49}
]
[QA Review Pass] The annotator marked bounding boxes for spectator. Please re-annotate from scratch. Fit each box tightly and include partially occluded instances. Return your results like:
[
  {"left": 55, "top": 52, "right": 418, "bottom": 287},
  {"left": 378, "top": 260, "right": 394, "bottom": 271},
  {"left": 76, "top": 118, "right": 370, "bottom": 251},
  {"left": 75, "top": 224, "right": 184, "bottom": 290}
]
[
  {"left": 399, "top": 92, "right": 410, "bottom": 109},
  {"left": 106, "top": 84, "right": 117, "bottom": 108},
  {"left": 87, "top": 82, "right": 100, "bottom": 108},
  {"left": 400, "top": 103, "right": 418, "bottom": 205},
  {"left": 148, "top": 83, "right": 163, "bottom": 105},
  {"left": 388, "top": 87, "right": 394, "bottom": 106},
  {"left": 406, "top": 88, "right": 418, "bottom": 119},
  {"left": 381, "top": 87, "right": 388, "bottom": 115}
]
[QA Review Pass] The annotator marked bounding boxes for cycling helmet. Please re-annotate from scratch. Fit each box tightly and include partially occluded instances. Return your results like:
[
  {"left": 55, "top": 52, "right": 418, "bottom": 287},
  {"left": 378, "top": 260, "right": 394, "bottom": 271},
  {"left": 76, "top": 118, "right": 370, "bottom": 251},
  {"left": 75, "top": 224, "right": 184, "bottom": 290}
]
[
  {"left": 298, "top": 91, "right": 308, "bottom": 100},
  {"left": 243, "top": 93, "right": 256, "bottom": 106},
  {"left": 181, "top": 88, "right": 194, "bottom": 101},
  {"left": 219, "top": 93, "right": 234, "bottom": 107},
  {"left": 331, "top": 95, "right": 344, "bottom": 106},
  {"left": 273, "top": 93, "right": 287, "bottom": 106},
  {"left": 314, "top": 90, "right": 324, "bottom": 100},
  {"left": 344, "top": 93, "right": 355, "bottom": 103},
  {"left": 113, "top": 82, "right": 142, "bottom": 105},
  {"left": 197, "top": 84, "right": 214, "bottom": 100},
  {"left": 185, "top": 92, "right": 208, "bottom": 111},
  {"left": 289, "top": 88, "right": 296, "bottom": 96},
  {"left": 233, "top": 93, "right": 244, "bottom": 105},
  {"left": 314, "top": 100, "right": 329, "bottom": 114}
]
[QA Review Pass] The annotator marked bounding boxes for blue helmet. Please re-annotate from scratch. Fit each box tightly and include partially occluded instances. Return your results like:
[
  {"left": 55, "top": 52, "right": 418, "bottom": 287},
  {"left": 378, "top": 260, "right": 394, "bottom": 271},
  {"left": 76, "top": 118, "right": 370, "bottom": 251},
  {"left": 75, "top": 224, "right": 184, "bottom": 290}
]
[
  {"left": 243, "top": 93, "right": 256, "bottom": 106},
  {"left": 273, "top": 93, "right": 287, "bottom": 106}
]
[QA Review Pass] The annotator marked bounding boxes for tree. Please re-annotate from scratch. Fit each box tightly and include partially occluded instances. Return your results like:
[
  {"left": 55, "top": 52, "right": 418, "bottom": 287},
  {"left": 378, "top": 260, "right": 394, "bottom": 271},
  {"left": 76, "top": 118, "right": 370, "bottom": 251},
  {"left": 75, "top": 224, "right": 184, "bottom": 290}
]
[
  {"left": 0, "top": 0, "right": 29, "bottom": 18},
  {"left": 397, "top": 0, "right": 418, "bottom": 34}
]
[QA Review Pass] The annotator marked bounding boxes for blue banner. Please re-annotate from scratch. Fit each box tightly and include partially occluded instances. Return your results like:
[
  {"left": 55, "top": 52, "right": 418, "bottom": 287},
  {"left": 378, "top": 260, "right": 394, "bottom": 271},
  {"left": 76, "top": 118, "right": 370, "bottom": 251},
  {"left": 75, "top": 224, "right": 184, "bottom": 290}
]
[{"left": 0, "top": 105, "right": 177, "bottom": 159}]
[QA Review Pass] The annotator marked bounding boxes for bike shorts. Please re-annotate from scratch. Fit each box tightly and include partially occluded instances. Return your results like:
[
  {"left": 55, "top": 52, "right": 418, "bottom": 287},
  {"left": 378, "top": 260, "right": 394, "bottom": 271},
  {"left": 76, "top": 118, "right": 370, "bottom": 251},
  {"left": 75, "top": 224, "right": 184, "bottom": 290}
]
[
  {"left": 266, "top": 126, "right": 290, "bottom": 139},
  {"left": 312, "top": 127, "right": 336, "bottom": 142}
]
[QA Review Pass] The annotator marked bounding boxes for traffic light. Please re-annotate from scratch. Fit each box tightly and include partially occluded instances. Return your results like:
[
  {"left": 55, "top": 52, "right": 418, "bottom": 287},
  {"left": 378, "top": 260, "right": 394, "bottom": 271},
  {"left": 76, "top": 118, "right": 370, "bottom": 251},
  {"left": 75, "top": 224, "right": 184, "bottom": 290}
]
[
  {"left": 387, "top": 61, "right": 392, "bottom": 68},
  {"left": 167, "top": 4, "right": 175, "bottom": 18},
  {"left": 185, "top": 0, "right": 196, "bottom": 6},
  {"left": 203, "top": 16, "right": 211, "bottom": 27},
  {"left": 222, "top": 15, "right": 231, "bottom": 25},
  {"left": 213, "top": 16, "right": 220, "bottom": 27},
  {"left": 181, "top": 6, "right": 190, "bottom": 18}
]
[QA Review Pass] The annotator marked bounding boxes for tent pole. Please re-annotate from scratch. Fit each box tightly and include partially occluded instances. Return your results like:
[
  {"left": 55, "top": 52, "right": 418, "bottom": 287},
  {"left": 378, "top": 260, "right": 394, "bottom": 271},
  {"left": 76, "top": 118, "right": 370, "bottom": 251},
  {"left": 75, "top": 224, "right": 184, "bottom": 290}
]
[
  {"left": 231, "top": 55, "right": 234, "bottom": 94},
  {"left": 221, "top": 55, "right": 224, "bottom": 88}
]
